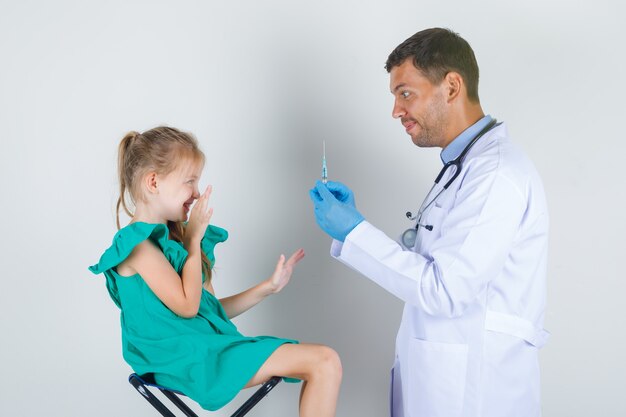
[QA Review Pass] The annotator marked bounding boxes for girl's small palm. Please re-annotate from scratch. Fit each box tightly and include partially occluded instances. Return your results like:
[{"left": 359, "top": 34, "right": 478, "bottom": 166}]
[
  {"left": 268, "top": 249, "right": 305, "bottom": 294},
  {"left": 186, "top": 185, "right": 213, "bottom": 243}
]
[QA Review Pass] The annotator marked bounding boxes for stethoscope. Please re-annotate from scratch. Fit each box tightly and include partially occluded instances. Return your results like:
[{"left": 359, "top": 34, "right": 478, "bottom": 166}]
[{"left": 401, "top": 118, "right": 500, "bottom": 248}]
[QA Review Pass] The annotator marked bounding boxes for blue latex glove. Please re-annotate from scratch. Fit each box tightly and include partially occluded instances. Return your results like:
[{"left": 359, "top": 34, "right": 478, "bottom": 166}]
[
  {"left": 309, "top": 180, "right": 364, "bottom": 242},
  {"left": 324, "top": 180, "right": 357, "bottom": 206}
]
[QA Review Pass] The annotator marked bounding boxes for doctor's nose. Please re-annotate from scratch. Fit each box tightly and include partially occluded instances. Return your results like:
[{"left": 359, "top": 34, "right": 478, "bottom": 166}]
[{"left": 392, "top": 100, "right": 406, "bottom": 119}]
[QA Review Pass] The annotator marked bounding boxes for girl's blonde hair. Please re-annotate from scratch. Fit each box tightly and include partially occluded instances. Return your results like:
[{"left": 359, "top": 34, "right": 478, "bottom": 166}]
[{"left": 117, "top": 126, "right": 211, "bottom": 281}]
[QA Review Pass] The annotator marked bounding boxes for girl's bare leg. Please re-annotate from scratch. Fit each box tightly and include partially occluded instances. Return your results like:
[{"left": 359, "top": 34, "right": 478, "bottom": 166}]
[{"left": 244, "top": 343, "right": 342, "bottom": 417}]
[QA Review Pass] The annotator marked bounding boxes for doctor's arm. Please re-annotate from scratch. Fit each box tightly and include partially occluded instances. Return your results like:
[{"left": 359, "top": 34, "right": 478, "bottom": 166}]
[{"left": 332, "top": 171, "right": 526, "bottom": 318}]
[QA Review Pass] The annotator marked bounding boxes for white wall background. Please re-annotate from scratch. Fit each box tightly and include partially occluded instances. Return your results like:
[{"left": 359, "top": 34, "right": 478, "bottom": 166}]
[{"left": 1, "top": 0, "right": 624, "bottom": 416}]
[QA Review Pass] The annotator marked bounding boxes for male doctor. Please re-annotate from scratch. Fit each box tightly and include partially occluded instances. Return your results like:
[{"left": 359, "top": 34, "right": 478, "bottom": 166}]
[{"left": 310, "top": 28, "right": 549, "bottom": 417}]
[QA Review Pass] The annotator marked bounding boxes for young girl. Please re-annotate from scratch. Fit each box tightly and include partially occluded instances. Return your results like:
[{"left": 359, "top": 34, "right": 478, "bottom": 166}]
[{"left": 89, "top": 126, "right": 341, "bottom": 416}]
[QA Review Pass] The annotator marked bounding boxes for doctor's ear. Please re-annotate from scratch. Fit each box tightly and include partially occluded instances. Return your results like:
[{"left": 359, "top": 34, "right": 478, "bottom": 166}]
[{"left": 443, "top": 71, "right": 463, "bottom": 102}]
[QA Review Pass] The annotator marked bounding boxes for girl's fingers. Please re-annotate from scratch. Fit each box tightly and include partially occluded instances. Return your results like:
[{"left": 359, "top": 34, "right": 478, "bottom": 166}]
[
  {"left": 287, "top": 249, "right": 305, "bottom": 266},
  {"left": 193, "top": 199, "right": 206, "bottom": 216},
  {"left": 203, "top": 185, "right": 213, "bottom": 201},
  {"left": 197, "top": 202, "right": 211, "bottom": 221},
  {"left": 274, "top": 254, "right": 286, "bottom": 272},
  {"left": 201, "top": 185, "right": 213, "bottom": 214}
]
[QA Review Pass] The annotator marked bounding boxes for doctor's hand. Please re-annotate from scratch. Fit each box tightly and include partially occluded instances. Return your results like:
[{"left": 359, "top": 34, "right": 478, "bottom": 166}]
[
  {"left": 309, "top": 180, "right": 365, "bottom": 242},
  {"left": 324, "top": 180, "right": 357, "bottom": 207},
  {"left": 266, "top": 249, "right": 306, "bottom": 294}
]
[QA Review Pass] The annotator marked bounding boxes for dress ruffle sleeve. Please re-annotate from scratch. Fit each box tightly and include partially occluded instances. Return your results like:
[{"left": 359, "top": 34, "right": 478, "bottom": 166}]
[{"left": 88, "top": 223, "right": 226, "bottom": 306}]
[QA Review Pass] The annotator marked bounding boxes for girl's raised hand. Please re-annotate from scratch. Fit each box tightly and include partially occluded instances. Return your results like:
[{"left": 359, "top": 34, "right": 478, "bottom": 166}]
[
  {"left": 266, "top": 249, "right": 305, "bottom": 294},
  {"left": 185, "top": 185, "right": 213, "bottom": 246}
]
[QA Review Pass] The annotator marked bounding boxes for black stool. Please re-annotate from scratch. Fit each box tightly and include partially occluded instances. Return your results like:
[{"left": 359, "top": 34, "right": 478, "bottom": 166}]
[{"left": 129, "top": 373, "right": 282, "bottom": 417}]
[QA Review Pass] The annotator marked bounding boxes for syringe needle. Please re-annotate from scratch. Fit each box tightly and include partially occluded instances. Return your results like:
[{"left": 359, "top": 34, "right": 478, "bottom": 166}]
[{"left": 322, "top": 140, "right": 328, "bottom": 184}]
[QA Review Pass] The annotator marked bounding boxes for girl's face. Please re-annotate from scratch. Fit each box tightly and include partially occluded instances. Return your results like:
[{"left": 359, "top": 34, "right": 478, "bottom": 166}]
[{"left": 155, "top": 159, "right": 204, "bottom": 223}]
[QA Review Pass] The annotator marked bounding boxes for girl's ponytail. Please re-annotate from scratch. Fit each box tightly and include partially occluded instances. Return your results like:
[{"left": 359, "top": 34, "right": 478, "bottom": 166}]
[{"left": 116, "top": 131, "right": 139, "bottom": 229}]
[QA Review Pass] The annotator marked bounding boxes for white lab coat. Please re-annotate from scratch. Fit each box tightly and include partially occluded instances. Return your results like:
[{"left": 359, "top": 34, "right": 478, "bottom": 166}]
[{"left": 331, "top": 123, "right": 549, "bottom": 417}]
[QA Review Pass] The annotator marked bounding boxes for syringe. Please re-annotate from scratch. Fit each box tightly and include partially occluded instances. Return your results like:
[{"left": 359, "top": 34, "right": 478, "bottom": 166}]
[{"left": 322, "top": 140, "right": 328, "bottom": 184}]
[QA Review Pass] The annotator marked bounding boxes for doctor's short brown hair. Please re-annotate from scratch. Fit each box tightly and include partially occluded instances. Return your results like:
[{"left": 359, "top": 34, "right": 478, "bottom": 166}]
[{"left": 385, "top": 28, "right": 480, "bottom": 103}]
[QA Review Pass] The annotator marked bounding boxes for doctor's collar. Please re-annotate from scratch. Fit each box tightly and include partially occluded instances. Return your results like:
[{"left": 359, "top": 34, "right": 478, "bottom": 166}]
[{"left": 440, "top": 115, "right": 493, "bottom": 165}]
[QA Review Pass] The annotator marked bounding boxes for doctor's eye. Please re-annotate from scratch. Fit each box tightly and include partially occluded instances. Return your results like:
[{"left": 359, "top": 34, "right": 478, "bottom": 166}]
[{"left": 401, "top": 91, "right": 410, "bottom": 99}]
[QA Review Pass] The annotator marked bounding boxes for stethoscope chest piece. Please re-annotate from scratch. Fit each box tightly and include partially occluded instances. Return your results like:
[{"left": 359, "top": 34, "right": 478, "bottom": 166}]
[{"left": 401, "top": 228, "right": 418, "bottom": 248}]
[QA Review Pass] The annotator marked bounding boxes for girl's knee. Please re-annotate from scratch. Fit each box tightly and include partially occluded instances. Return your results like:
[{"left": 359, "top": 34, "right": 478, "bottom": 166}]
[{"left": 314, "top": 345, "right": 342, "bottom": 381}]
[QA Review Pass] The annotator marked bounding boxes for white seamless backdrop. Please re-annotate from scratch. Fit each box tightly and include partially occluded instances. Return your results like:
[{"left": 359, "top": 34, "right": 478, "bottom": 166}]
[{"left": 1, "top": 1, "right": 624, "bottom": 416}]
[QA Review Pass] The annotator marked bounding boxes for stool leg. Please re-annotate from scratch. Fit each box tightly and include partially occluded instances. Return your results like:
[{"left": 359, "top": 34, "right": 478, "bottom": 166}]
[
  {"left": 161, "top": 389, "right": 199, "bottom": 417},
  {"left": 129, "top": 375, "right": 177, "bottom": 417},
  {"left": 231, "top": 377, "right": 282, "bottom": 417}
]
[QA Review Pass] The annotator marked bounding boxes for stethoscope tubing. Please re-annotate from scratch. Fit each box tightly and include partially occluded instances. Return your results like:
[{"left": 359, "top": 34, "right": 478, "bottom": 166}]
[{"left": 403, "top": 119, "right": 500, "bottom": 247}]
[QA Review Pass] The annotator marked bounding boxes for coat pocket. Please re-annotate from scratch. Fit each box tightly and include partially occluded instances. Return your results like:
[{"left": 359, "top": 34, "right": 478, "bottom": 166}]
[{"left": 407, "top": 338, "right": 468, "bottom": 417}]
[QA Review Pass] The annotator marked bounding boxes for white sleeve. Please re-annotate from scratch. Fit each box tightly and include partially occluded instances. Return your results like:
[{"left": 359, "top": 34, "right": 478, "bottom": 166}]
[{"left": 331, "top": 170, "right": 526, "bottom": 318}]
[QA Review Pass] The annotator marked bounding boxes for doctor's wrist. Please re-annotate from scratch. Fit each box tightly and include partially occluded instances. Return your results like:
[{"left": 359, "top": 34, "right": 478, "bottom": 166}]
[{"left": 337, "top": 216, "right": 365, "bottom": 242}]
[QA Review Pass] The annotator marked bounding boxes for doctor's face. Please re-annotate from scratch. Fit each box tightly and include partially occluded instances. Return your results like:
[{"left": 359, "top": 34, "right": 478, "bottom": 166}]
[{"left": 390, "top": 59, "right": 449, "bottom": 148}]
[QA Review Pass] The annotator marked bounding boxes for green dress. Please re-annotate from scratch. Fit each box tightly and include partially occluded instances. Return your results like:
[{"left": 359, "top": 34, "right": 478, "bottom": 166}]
[{"left": 89, "top": 222, "right": 298, "bottom": 411}]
